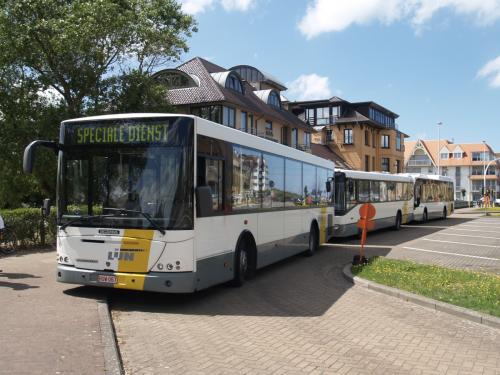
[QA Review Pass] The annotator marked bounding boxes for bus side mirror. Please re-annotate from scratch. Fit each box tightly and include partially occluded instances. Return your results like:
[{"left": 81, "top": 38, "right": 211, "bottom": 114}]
[
  {"left": 326, "top": 180, "right": 331, "bottom": 193},
  {"left": 23, "top": 140, "right": 58, "bottom": 174},
  {"left": 196, "top": 186, "right": 213, "bottom": 217},
  {"left": 42, "top": 198, "right": 51, "bottom": 217}
]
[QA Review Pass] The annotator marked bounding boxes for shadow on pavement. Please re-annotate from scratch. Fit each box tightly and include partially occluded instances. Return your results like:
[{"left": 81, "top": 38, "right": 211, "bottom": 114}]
[
  {"left": 109, "top": 246, "right": 390, "bottom": 318},
  {"left": 0, "top": 272, "right": 42, "bottom": 290},
  {"left": 331, "top": 217, "right": 476, "bottom": 247}
]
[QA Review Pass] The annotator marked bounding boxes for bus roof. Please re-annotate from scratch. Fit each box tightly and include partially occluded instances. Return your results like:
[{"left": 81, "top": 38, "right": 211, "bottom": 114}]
[
  {"left": 336, "top": 169, "right": 413, "bottom": 182},
  {"left": 398, "top": 173, "right": 454, "bottom": 183},
  {"left": 61, "top": 113, "right": 334, "bottom": 170},
  {"left": 61, "top": 113, "right": 185, "bottom": 124}
]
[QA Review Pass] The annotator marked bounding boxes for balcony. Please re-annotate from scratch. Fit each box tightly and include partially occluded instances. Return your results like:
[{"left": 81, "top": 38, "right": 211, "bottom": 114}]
[
  {"left": 257, "top": 129, "right": 278, "bottom": 143},
  {"left": 294, "top": 144, "right": 312, "bottom": 153},
  {"left": 306, "top": 116, "right": 339, "bottom": 127},
  {"left": 237, "top": 127, "right": 257, "bottom": 136},
  {"left": 407, "top": 157, "right": 432, "bottom": 167}
]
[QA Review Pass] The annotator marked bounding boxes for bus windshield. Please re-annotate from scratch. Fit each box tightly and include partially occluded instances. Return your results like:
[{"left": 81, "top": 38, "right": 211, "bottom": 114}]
[{"left": 58, "top": 118, "right": 194, "bottom": 230}]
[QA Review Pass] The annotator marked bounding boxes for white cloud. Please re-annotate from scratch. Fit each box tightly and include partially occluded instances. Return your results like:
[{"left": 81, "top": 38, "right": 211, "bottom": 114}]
[
  {"left": 298, "top": 0, "right": 500, "bottom": 38},
  {"left": 286, "top": 74, "right": 332, "bottom": 101},
  {"left": 180, "top": 0, "right": 214, "bottom": 15},
  {"left": 477, "top": 56, "right": 500, "bottom": 88},
  {"left": 180, "top": 0, "right": 255, "bottom": 14},
  {"left": 220, "top": 0, "right": 254, "bottom": 11}
]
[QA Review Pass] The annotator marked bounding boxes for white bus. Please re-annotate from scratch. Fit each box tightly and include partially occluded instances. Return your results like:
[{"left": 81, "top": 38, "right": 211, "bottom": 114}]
[
  {"left": 403, "top": 174, "right": 454, "bottom": 221},
  {"left": 24, "top": 114, "right": 335, "bottom": 293},
  {"left": 333, "top": 169, "right": 414, "bottom": 237}
]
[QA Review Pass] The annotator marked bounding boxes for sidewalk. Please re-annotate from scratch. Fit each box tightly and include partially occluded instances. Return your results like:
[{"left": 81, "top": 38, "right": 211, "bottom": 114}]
[{"left": 0, "top": 250, "right": 107, "bottom": 375}]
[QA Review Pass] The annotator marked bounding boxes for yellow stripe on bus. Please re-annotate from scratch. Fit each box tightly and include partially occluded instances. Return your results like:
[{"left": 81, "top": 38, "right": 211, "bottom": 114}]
[
  {"left": 117, "top": 229, "right": 154, "bottom": 273},
  {"left": 319, "top": 207, "right": 327, "bottom": 244}
]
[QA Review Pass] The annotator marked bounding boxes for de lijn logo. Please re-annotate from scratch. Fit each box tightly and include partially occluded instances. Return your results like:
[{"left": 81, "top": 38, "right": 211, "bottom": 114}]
[{"left": 107, "top": 251, "right": 135, "bottom": 261}]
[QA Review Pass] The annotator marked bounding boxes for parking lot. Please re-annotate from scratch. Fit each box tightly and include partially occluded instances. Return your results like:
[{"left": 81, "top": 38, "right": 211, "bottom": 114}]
[{"left": 111, "top": 213, "right": 500, "bottom": 375}]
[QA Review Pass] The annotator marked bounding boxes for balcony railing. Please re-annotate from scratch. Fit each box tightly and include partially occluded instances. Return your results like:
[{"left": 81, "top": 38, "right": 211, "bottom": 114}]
[
  {"left": 237, "top": 127, "right": 257, "bottom": 135},
  {"left": 407, "top": 159, "right": 432, "bottom": 167},
  {"left": 294, "top": 144, "right": 312, "bottom": 153},
  {"left": 306, "top": 116, "right": 339, "bottom": 127},
  {"left": 257, "top": 130, "right": 278, "bottom": 143}
]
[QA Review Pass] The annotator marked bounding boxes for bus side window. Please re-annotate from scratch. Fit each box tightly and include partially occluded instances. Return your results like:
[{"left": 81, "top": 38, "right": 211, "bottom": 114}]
[{"left": 198, "top": 157, "right": 224, "bottom": 212}]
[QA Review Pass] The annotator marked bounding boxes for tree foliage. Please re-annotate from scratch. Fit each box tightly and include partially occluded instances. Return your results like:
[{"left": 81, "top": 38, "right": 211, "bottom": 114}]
[{"left": 0, "top": 0, "right": 196, "bottom": 208}]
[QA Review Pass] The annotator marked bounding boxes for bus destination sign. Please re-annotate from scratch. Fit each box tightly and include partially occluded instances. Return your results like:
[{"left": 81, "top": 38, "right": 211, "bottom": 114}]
[{"left": 66, "top": 122, "right": 171, "bottom": 145}]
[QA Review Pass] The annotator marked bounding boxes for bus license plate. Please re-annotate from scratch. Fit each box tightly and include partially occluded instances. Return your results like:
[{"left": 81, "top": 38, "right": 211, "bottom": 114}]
[{"left": 98, "top": 275, "right": 116, "bottom": 284}]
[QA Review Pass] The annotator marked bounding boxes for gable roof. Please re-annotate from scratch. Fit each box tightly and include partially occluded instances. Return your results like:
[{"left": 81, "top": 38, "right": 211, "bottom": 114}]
[
  {"left": 405, "top": 139, "right": 498, "bottom": 166},
  {"left": 162, "top": 57, "right": 309, "bottom": 131}
]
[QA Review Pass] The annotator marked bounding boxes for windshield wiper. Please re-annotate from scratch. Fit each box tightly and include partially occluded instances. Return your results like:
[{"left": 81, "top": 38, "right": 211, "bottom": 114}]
[
  {"left": 102, "top": 208, "right": 166, "bottom": 235},
  {"left": 60, "top": 214, "right": 115, "bottom": 231}
]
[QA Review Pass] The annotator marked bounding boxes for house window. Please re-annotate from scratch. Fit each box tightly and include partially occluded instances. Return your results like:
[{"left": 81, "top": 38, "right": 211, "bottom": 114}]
[
  {"left": 291, "top": 128, "right": 298, "bottom": 147},
  {"left": 240, "top": 111, "right": 247, "bottom": 132},
  {"left": 192, "top": 106, "right": 222, "bottom": 124},
  {"left": 372, "top": 156, "right": 375, "bottom": 171},
  {"left": 372, "top": 133, "right": 376, "bottom": 148},
  {"left": 268, "top": 91, "right": 281, "bottom": 109},
  {"left": 396, "top": 160, "right": 401, "bottom": 173},
  {"left": 396, "top": 133, "right": 402, "bottom": 151},
  {"left": 344, "top": 129, "right": 353, "bottom": 144},
  {"left": 326, "top": 130, "right": 333, "bottom": 142},
  {"left": 305, "top": 108, "right": 315, "bottom": 124},
  {"left": 381, "top": 158, "right": 390, "bottom": 172},
  {"left": 303, "top": 132, "right": 311, "bottom": 148},
  {"left": 316, "top": 107, "right": 330, "bottom": 125},
  {"left": 249, "top": 114, "right": 255, "bottom": 134},
  {"left": 381, "top": 135, "right": 390, "bottom": 149},
  {"left": 365, "top": 130, "right": 370, "bottom": 146},
  {"left": 223, "top": 106, "right": 235, "bottom": 127},
  {"left": 265, "top": 121, "right": 273, "bottom": 136},
  {"left": 453, "top": 152, "right": 462, "bottom": 159},
  {"left": 440, "top": 152, "right": 449, "bottom": 160},
  {"left": 365, "top": 155, "right": 370, "bottom": 172},
  {"left": 226, "top": 73, "right": 243, "bottom": 94}
]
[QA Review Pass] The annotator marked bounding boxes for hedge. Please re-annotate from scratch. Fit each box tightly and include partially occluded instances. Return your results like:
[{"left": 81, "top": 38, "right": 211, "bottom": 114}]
[{"left": 0, "top": 207, "right": 57, "bottom": 248}]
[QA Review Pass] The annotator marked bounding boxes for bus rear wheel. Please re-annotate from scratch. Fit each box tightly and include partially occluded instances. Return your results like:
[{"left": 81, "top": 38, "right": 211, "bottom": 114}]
[
  {"left": 304, "top": 224, "right": 319, "bottom": 257},
  {"left": 422, "top": 209, "right": 428, "bottom": 223},
  {"left": 394, "top": 211, "right": 402, "bottom": 231},
  {"left": 232, "top": 242, "right": 249, "bottom": 287}
]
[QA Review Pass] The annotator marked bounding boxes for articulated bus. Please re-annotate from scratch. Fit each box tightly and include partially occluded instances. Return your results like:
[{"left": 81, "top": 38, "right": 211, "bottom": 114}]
[
  {"left": 333, "top": 170, "right": 414, "bottom": 237},
  {"left": 24, "top": 114, "right": 335, "bottom": 293},
  {"left": 403, "top": 174, "right": 454, "bottom": 222}
]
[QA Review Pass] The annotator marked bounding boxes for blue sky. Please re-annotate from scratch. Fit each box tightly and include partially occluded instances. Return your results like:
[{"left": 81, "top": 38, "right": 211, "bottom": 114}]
[{"left": 178, "top": 0, "right": 500, "bottom": 149}]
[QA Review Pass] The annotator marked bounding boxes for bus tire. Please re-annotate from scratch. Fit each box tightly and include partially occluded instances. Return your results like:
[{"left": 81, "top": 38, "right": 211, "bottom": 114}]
[
  {"left": 422, "top": 209, "right": 428, "bottom": 223},
  {"left": 231, "top": 233, "right": 256, "bottom": 287},
  {"left": 443, "top": 207, "right": 447, "bottom": 220},
  {"left": 232, "top": 242, "right": 249, "bottom": 287},
  {"left": 304, "top": 223, "right": 319, "bottom": 257},
  {"left": 394, "top": 211, "right": 402, "bottom": 231}
]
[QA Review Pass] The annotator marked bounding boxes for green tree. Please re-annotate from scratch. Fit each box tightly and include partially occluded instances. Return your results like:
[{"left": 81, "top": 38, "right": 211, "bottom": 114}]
[{"left": 0, "top": 0, "right": 196, "bottom": 207}]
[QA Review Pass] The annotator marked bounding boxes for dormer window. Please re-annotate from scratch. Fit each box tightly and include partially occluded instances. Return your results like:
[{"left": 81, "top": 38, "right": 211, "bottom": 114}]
[
  {"left": 268, "top": 91, "right": 281, "bottom": 109},
  {"left": 439, "top": 146, "right": 449, "bottom": 160},
  {"left": 226, "top": 73, "right": 244, "bottom": 94},
  {"left": 152, "top": 69, "right": 199, "bottom": 89}
]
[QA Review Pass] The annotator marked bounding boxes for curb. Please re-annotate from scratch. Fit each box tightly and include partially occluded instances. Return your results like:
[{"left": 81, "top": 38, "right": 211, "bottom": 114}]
[
  {"left": 342, "top": 264, "right": 500, "bottom": 330},
  {"left": 97, "top": 298, "right": 125, "bottom": 375}
]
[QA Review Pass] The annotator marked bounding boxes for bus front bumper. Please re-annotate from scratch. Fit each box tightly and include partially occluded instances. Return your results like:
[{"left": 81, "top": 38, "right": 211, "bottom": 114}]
[{"left": 57, "top": 264, "right": 197, "bottom": 293}]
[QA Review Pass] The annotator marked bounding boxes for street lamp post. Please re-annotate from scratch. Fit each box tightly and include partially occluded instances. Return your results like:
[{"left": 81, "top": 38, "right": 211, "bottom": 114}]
[
  {"left": 483, "top": 157, "right": 500, "bottom": 215},
  {"left": 437, "top": 122, "right": 442, "bottom": 175},
  {"left": 483, "top": 141, "right": 486, "bottom": 211}
]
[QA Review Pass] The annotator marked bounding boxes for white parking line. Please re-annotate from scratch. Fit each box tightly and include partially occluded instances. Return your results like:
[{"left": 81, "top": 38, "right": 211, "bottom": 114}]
[
  {"left": 403, "top": 225, "right": 500, "bottom": 234},
  {"left": 439, "top": 233, "right": 500, "bottom": 240},
  {"left": 421, "top": 238, "right": 500, "bottom": 248},
  {"left": 455, "top": 224, "right": 500, "bottom": 229},
  {"left": 323, "top": 243, "right": 390, "bottom": 249},
  {"left": 402, "top": 246, "right": 500, "bottom": 261}
]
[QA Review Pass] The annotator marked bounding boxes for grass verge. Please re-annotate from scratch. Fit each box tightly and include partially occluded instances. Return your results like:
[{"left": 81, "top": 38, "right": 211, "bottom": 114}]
[
  {"left": 352, "top": 257, "right": 500, "bottom": 317},
  {"left": 474, "top": 207, "right": 500, "bottom": 212}
]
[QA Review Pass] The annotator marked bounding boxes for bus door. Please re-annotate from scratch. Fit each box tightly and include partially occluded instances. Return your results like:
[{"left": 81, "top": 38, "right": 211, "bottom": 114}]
[{"left": 334, "top": 172, "right": 346, "bottom": 216}]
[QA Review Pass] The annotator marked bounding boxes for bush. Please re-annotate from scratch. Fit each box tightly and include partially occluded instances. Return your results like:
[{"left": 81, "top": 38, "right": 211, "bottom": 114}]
[{"left": 0, "top": 207, "right": 56, "bottom": 247}]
